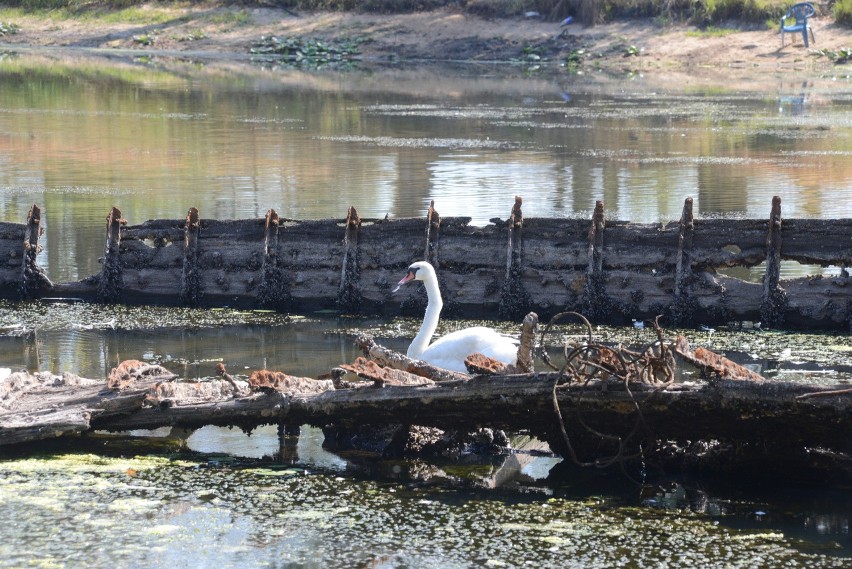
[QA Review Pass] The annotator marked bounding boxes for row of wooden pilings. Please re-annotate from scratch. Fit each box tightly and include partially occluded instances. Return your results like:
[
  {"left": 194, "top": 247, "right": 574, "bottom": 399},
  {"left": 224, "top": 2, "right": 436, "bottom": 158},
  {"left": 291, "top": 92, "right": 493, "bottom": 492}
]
[{"left": 5, "top": 196, "right": 850, "bottom": 329}]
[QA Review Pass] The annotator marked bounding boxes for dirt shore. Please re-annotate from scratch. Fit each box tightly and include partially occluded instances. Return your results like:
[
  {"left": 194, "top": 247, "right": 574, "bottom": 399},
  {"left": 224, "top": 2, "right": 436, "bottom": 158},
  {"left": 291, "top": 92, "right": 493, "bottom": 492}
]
[{"left": 1, "top": 5, "right": 850, "bottom": 70}]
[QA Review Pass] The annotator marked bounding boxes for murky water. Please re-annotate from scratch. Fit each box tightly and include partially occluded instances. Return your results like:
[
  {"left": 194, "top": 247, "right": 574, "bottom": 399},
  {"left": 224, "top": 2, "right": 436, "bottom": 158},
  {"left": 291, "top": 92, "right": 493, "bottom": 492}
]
[
  {"left": 1, "top": 53, "right": 851, "bottom": 282},
  {"left": 1, "top": 51, "right": 851, "bottom": 566}
]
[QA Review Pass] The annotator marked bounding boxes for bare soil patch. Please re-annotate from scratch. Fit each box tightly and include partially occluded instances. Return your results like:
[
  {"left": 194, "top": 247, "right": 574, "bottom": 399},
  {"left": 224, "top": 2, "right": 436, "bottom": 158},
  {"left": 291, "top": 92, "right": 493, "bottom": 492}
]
[{"left": 1, "top": 5, "right": 849, "bottom": 71}]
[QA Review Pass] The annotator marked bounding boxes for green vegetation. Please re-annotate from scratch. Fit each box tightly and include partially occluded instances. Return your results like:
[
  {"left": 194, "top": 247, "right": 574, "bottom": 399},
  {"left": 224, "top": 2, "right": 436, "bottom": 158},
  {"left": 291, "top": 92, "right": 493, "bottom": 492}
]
[
  {"left": 836, "top": 0, "right": 852, "bottom": 26},
  {"left": 132, "top": 32, "right": 155, "bottom": 45},
  {"left": 0, "top": 21, "right": 21, "bottom": 35},
  {"left": 0, "top": 3, "right": 181, "bottom": 25},
  {"left": 178, "top": 28, "right": 207, "bottom": 41},
  {"left": 815, "top": 46, "right": 852, "bottom": 63},
  {"left": 250, "top": 35, "right": 363, "bottom": 69},
  {"left": 206, "top": 8, "right": 251, "bottom": 27},
  {"left": 686, "top": 25, "right": 738, "bottom": 37}
]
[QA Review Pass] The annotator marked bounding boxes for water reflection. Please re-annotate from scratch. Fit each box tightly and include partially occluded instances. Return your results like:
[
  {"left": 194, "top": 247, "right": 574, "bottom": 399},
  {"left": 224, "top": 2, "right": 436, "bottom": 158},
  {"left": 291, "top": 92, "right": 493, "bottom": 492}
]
[{"left": 1, "top": 53, "right": 851, "bottom": 282}]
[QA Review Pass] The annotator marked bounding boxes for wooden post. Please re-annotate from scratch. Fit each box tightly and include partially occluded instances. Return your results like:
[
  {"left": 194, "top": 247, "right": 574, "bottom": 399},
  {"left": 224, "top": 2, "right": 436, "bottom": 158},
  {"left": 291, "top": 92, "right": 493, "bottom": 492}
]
[
  {"left": 20, "top": 204, "right": 51, "bottom": 299},
  {"left": 257, "top": 208, "right": 290, "bottom": 309},
  {"left": 98, "top": 206, "right": 125, "bottom": 303},
  {"left": 761, "top": 196, "right": 787, "bottom": 327},
  {"left": 515, "top": 311, "right": 539, "bottom": 373},
  {"left": 582, "top": 200, "right": 608, "bottom": 321},
  {"left": 180, "top": 207, "right": 201, "bottom": 306},
  {"left": 499, "top": 196, "right": 530, "bottom": 320},
  {"left": 337, "top": 206, "right": 362, "bottom": 313},
  {"left": 672, "top": 197, "right": 697, "bottom": 325},
  {"left": 424, "top": 200, "right": 440, "bottom": 266}
]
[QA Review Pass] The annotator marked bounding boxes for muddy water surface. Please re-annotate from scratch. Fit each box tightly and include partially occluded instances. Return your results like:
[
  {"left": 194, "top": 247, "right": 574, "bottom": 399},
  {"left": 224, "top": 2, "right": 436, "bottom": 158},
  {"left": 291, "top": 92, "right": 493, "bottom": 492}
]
[{"left": 1, "top": 52, "right": 851, "bottom": 567}]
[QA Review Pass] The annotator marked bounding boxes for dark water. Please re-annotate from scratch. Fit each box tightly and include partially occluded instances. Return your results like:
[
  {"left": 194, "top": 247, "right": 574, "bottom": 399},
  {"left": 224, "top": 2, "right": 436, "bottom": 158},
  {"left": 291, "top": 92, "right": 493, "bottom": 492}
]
[{"left": 1, "top": 51, "right": 851, "bottom": 567}]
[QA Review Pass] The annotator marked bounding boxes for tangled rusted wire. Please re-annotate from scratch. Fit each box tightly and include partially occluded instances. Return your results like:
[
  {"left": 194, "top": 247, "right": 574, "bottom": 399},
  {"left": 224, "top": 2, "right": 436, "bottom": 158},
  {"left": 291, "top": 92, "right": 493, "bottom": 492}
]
[
  {"left": 539, "top": 312, "right": 677, "bottom": 480},
  {"left": 539, "top": 312, "right": 675, "bottom": 386}
]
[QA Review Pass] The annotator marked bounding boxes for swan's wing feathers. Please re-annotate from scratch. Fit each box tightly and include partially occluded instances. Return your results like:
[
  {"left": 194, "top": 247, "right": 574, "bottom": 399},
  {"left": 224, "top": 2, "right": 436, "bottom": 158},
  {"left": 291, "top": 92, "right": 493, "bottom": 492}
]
[{"left": 421, "top": 327, "right": 518, "bottom": 371}]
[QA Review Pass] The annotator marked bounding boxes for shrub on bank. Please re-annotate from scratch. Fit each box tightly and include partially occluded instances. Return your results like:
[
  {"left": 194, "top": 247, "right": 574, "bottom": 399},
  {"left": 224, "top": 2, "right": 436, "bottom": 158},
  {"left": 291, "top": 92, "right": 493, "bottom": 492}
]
[{"left": 836, "top": 0, "right": 852, "bottom": 26}]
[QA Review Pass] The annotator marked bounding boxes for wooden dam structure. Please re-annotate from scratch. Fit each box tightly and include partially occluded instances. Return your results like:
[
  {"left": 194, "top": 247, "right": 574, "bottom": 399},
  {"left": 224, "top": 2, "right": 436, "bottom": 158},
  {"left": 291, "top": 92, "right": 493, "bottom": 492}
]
[{"left": 2, "top": 195, "right": 852, "bottom": 330}]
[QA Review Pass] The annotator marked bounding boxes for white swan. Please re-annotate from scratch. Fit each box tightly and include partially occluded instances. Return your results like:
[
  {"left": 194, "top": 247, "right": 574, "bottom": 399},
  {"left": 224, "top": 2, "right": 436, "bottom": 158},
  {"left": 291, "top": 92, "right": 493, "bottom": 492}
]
[{"left": 394, "top": 261, "right": 518, "bottom": 373}]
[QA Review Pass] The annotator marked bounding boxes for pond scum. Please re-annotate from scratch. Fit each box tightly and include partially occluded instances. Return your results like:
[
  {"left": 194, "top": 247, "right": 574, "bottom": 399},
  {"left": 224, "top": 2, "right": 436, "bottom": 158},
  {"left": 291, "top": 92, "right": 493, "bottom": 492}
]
[{"left": 0, "top": 451, "right": 849, "bottom": 568}]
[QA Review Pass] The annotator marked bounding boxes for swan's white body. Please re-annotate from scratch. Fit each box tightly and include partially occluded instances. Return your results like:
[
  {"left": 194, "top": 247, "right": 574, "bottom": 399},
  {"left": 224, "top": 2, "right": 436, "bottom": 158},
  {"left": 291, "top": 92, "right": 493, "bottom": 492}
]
[{"left": 395, "top": 261, "right": 517, "bottom": 373}]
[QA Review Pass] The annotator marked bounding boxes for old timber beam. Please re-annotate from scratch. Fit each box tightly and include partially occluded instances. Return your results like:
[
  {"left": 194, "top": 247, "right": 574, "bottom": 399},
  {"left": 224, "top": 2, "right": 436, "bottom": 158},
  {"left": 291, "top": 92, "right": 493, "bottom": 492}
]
[
  {"left": 2, "top": 361, "right": 849, "bottom": 473},
  {"left": 4, "top": 196, "right": 852, "bottom": 329},
  {"left": 20, "top": 204, "right": 52, "bottom": 300}
]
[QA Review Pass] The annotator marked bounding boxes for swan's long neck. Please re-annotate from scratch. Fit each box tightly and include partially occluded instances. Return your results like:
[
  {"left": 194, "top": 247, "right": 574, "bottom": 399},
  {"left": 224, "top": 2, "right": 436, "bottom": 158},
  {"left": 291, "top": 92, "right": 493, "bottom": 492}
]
[{"left": 407, "top": 270, "right": 443, "bottom": 359}]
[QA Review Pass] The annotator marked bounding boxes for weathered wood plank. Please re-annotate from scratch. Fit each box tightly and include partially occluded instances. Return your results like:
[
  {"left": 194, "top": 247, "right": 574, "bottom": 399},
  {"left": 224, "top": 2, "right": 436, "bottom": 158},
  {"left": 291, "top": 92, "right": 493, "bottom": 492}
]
[{"left": 4, "top": 199, "right": 852, "bottom": 328}]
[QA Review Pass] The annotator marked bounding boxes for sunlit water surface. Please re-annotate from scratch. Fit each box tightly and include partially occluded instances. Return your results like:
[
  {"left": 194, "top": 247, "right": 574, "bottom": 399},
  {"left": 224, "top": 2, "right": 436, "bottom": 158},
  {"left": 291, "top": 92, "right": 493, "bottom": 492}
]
[{"left": 1, "top": 52, "right": 851, "bottom": 567}]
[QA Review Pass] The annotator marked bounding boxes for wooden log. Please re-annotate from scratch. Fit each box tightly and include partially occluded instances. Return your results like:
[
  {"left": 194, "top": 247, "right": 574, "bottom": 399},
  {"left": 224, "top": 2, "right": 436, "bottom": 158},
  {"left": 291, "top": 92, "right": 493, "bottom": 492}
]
[
  {"left": 340, "top": 357, "right": 435, "bottom": 386},
  {"left": 4, "top": 197, "right": 852, "bottom": 329},
  {"left": 356, "top": 335, "right": 469, "bottom": 382},
  {"left": 107, "top": 359, "right": 177, "bottom": 389},
  {"left": 515, "top": 311, "right": 538, "bottom": 373},
  {"left": 499, "top": 196, "right": 531, "bottom": 320},
  {"left": 671, "top": 197, "right": 697, "bottom": 325},
  {"left": 97, "top": 206, "right": 125, "bottom": 303},
  {"left": 257, "top": 208, "right": 291, "bottom": 309},
  {"left": 20, "top": 204, "right": 52, "bottom": 299},
  {"left": 180, "top": 207, "right": 201, "bottom": 305},
  {"left": 3, "top": 351, "right": 851, "bottom": 476},
  {"left": 337, "top": 206, "right": 362, "bottom": 312},
  {"left": 674, "top": 336, "right": 766, "bottom": 381},
  {"left": 88, "top": 372, "right": 852, "bottom": 466},
  {"left": 0, "top": 370, "right": 162, "bottom": 445},
  {"left": 247, "top": 370, "right": 334, "bottom": 394},
  {"left": 583, "top": 200, "right": 608, "bottom": 321},
  {"left": 424, "top": 200, "right": 440, "bottom": 267},
  {"left": 761, "top": 196, "right": 788, "bottom": 328}
]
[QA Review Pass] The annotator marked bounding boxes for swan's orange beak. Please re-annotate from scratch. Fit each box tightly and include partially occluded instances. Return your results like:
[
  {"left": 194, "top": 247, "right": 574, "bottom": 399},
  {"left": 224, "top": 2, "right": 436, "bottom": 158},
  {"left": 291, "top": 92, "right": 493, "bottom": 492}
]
[{"left": 392, "top": 269, "right": 417, "bottom": 293}]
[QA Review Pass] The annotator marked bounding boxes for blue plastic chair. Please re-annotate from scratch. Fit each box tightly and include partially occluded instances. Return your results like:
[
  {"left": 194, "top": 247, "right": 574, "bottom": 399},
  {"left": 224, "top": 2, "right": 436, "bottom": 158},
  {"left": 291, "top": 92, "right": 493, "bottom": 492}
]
[{"left": 780, "top": 2, "right": 816, "bottom": 48}]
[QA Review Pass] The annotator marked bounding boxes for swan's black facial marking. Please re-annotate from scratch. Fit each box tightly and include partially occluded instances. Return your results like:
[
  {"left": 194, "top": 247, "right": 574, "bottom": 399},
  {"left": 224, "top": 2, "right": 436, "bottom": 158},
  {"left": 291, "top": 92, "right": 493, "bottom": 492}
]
[{"left": 393, "top": 264, "right": 420, "bottom": 293}]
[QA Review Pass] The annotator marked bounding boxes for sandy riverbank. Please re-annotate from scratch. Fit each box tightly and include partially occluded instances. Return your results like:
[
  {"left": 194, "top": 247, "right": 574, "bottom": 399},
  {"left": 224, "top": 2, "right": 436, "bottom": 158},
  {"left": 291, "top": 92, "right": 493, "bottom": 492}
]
[{"left": 1, "top": 5, "right": 850, "bottom": 71}]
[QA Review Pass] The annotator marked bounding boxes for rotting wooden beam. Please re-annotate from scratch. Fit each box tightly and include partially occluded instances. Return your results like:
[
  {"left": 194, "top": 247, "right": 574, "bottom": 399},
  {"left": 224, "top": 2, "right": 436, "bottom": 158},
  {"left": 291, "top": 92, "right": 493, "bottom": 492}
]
[
  {"left": 97, "top": 206, "right": 125, "bottom": 303},
  {"left": 356, "top": 334, "right": 469, "bottom": 382},
  {"left": 424, "top": 200, "right": 440, "bottom": 267},
  {"left": 337, "top": 206, "right": 363, "bottom": 313},
  {"left": 4, "top": 201, "right": 852, "bottom": 329},
  {"left": 583, "top": 200, "right": 608, "bottom": 321},
  {"left": 180, "top": 207, "right": 201, "bottom": 306},
  {"left": 761, "top": 196, "right": 788, "bottom": 328},
  {"left": 20, "top": 204, "right": 52, "bottom": 300},
  {"left": 672, "top": 197, "right": 697, "bottom": 325},
  {"left": 257, "top": 208, "right": 290, "bottom": 309},
  {"left": 340, "top": 357, "right": 436, "bottom": 387},
  {"left": 499, "top": 196, "right": 531, "bottom": 320},
  {"left": 674, "top": 336, "right": 765, "bottom": 381},
  {"left": 83, "top": 369, "right": 852, "bottom": 467}
]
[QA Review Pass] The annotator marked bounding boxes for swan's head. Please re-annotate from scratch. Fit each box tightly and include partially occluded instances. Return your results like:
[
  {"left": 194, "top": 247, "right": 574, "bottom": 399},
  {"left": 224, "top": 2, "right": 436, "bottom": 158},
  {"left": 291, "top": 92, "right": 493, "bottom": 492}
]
[{"left": 392, "top": 261, "right": 434, "bottom": 293}]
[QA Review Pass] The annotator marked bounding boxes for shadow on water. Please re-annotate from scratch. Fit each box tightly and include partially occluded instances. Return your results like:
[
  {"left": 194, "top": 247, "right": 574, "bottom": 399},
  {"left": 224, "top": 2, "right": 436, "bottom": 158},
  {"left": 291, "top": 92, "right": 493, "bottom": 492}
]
[{"left": 3, "top": 422, "right": 850, "bottom": 565}]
